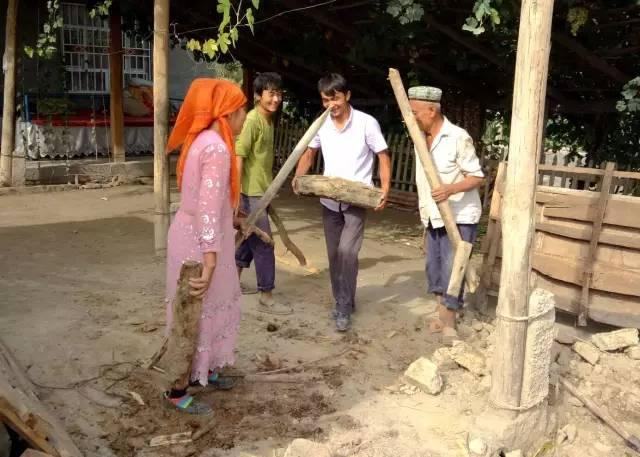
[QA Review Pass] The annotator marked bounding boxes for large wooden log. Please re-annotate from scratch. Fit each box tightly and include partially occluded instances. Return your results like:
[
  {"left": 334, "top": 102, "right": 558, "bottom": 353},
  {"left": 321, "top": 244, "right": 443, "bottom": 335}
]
[
  {"left": 237, "top": 109, "right": 330, "bottom": 249},
  {"left": 154, "top": 261, "right": 204, "bottom": 386},
  {"left": 490, "top": 0, "right": 555, "bottom": 410},
  {"left": 0, "top": 339, "right": 83, "bottom": 457},
  {"left": 294, "top": 175, "right": 384, "bottom": 209}
]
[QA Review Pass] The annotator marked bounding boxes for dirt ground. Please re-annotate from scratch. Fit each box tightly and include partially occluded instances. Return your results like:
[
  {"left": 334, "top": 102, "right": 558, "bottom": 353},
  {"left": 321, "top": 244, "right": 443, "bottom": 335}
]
[{"left": 1, "top": 184, "right": 639, "bottom": 457}]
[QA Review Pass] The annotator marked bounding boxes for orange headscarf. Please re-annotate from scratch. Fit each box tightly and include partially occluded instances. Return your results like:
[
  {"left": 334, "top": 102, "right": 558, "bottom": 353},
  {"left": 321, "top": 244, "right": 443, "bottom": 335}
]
[{"left": 167, "top": 78, "right": 247, "bottom": 207}]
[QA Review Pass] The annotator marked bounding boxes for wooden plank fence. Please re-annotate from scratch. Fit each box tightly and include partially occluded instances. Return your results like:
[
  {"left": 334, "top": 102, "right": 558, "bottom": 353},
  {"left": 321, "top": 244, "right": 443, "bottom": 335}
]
[
  {"left": 275, "top": 119, "right": 640, "bottom": 211},
  {"left": 478, "top": 161, "right": 640, "bottom": 328}
]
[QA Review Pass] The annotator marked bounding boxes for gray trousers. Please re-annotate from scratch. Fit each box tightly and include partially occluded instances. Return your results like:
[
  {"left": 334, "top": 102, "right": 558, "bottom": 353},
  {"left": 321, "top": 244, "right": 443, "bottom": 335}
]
[{"left": 322, "top": 205, "right": 367, "bottom": 316}]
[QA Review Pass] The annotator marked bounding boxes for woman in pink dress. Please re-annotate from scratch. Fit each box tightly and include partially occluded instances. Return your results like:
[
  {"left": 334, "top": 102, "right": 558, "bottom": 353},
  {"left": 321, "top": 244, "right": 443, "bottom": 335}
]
[{"left": 164, "top": 79, "right": 247, "bottom": 415}]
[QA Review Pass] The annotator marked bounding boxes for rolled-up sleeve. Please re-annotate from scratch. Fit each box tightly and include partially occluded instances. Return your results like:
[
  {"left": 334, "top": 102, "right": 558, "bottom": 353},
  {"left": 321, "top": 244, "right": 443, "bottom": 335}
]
[{"left": 456, "top": 135, "right": 484, "bottom": 178}]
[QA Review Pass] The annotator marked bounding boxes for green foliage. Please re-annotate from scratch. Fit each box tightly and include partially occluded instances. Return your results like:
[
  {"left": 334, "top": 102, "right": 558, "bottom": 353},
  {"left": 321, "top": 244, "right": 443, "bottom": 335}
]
[
  {"left": 386, "top": 0, "right": 425, "bottom": 25},
  {"left": 24, "top": 0, "right": 62, "bottom": 59},
  {"left": 463, "top": 0, "right": 502, "bottom": 35},
  {"left": 617, "top": 77, "right": 640, "bottom": 113},
  {"left": 567, "top": 7, "right": 589, "bottom": 36},
  {"left": 89, "top": 0, "right": 112, "bottom": 18},
  {"left": 186, "top": 0, "right": 257, "bottom": 61}
]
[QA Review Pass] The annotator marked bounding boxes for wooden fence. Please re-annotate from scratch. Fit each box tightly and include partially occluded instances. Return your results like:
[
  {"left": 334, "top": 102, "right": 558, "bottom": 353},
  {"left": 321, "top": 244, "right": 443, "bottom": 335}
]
[
  {"left": 478, "top": 161, "right": 640, "bottom": 328},
  {"left": 275, "top": 119, "right": 640, "bottom": 210}
]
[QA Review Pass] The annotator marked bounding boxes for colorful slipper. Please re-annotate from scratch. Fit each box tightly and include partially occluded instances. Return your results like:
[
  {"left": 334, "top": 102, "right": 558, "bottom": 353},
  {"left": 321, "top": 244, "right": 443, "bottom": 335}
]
[{"left": 163, "top": 392, "right": 212, "bottom": 416}]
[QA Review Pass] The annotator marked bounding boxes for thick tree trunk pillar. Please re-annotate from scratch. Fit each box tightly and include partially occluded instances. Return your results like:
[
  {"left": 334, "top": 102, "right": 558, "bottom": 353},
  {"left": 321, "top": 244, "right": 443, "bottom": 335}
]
[
  {"left": 470, "top": 1, "right": 557, "bottom": 454},
  {"left": 490, "top": 0, "right": 555, "bottom": 410},
  {"left": 0, "top": 0, "right": 19, "bottom": 187},
  {"left": 109, "top": 3, "right": 125, "bottom": 163},
  {"left": 242, "top": 66, "right": 254, "bottom": 101},
  {"left": 153, "top": 0, "right": 171, "bottom": 254}
]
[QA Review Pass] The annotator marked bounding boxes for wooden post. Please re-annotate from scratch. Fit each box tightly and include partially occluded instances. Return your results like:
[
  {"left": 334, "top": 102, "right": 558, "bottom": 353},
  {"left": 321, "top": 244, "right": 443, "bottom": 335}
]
[
  {"left": 109, "top": 3, "right": 125, "bottom": 162},
  {"left": 578, "top": 161, "right": 615, "bottom": 326},
  {"left": 242, "top": 66, "right": 254, "bottom": 101},
  {"left": 153, "top": 0, "right": 171, "bottom": 254},
  {"left": 490, "top": 0, "right": 555, "bottom": 409},
  {"left": 0, "top": 0, "right": 19, "bottom": 186}
]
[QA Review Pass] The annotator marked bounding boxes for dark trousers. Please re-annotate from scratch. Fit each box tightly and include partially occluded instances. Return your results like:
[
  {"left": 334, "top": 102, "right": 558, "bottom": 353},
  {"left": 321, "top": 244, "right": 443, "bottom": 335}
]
[
  {"left": 425, "top": 223, "right": 478, "bottom": 310},
  {"left": 235, "top": 194, "right": 275, "bottom": 292},
  {"left": 322, "top": 205, "right": 367, "bottom": 316}
]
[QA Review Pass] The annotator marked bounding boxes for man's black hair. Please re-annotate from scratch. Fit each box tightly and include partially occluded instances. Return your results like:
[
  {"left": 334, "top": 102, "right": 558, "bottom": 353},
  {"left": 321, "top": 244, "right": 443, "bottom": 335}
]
[
  {"left": 254, "top": 72, "right": 283, "bottom": 96},
  {"left": 317, "top": 73, "right": 349, "bottom": 95}
]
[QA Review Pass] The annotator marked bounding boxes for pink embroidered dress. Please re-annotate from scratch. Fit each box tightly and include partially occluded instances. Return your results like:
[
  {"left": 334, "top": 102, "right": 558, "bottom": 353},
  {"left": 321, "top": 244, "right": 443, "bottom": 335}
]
[{"left": 165, "top": 129, "right": 241, "bottom": 386}]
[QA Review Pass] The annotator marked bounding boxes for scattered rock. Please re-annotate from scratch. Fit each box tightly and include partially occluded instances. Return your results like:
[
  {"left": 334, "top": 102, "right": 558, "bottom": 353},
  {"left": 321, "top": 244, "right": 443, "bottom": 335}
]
[
  {"left": 404, "top": 357, "right": 443, "bottom": 395},
  {"left": 562, "top": 424, "right": 577, "bottom": 443},
  {"left": 557, "top": 346, "right": 573, "bottom": 367},
  {"left": 572, "top": 341, "right": 600, "bottom": 365},
  {"left": 482, "top": 322, "right": 495, "bottom": 333},
  {"left": 283, "top": 439, "right": 331, "bottom": 457},
  {"left": 625, "top": 345, "right": 640, "bottom": 360},
  {"left": 592, "top": 328, "right": 639, "bottom": 352},
  {"left": 505, "top": 450, "right": 523, "bottom": 457},
  {"left": 458, "top": 323, "right": 474, "bottom": 339},
  {"left": 471, "top": 319, "right": 484, "bottom": 332},
  {"left": 267, "top": 323, "right": 279, "bottom": 332},
  {"left": 431, "top": 347, "right": 457, "bottom": 370},
  {"left": 468, "top": 437, "right": 487, "bottom": 455},
  {"left": 555, "top": 325, "right": 580, "bottom": 345},
  {"left": 450, "top": 341, "right": 486, "bottom": 376}
]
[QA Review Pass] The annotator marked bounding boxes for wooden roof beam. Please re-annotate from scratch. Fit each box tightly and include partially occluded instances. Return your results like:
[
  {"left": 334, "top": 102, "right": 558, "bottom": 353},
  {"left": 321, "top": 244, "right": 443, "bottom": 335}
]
[{"left": 552, "top": 32, "right": 630, "bottom": 84}]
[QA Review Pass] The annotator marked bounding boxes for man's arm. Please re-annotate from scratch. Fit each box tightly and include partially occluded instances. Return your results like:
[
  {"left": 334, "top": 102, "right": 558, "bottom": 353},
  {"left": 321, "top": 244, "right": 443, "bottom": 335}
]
[
  {"left": 292, "top": 147, "right": 318, "bottom": 193},
  {"left": 431, "top": 176, "right": 484, "bottom": 203},
  {"left": 375, "top": 150, "right": 391, "bottom": 210},
  {"left": 432, "top": 135, "right": 484, "bottom": 203}
]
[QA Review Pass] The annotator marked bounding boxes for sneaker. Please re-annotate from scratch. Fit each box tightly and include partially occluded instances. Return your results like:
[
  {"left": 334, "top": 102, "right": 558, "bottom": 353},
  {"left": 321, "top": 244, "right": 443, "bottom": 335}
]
[
  {"left": 335, "top": 313, "right": 351, "bottom": 332},
  {"left": 163, "top": 392, "right": 212, "bottom": 415}
]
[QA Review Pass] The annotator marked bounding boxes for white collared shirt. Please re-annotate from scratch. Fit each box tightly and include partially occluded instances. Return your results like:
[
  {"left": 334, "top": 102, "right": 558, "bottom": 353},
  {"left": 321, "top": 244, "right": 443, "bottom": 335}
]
[
  {"left": 309, "top": 106, "right": 388, "bottom": 212},
  {"left": 415, "top": 117, "right": 484, "bottom": 228}
]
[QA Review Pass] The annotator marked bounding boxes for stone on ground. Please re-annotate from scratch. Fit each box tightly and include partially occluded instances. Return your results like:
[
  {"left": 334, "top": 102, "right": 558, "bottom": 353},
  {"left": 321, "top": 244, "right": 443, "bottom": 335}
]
[
  {"left": 626, "top": 345, "right": 640, "bottom": 360},
  {"left": 504, "top": 450, "right": 523, "bottom": 457},
  {"left": 449, "top": 341, "right": 486, "bottom": 376},
  {"left": 403, "top": 357, "right": 443, "bottom": 395},
  {"left": 468, "top": 437, "right": 487, "bottom": 455},
  {"left": 591, "top": 328, "right": 639, "bottom": 352},
  {"left": 562, "top": 423, "right": 577, "bottom": 443},
  {"left": 572, "top": 341, "right": 600, "bottom": 365},
  {"left": 431, "top": 347, "right": 457, "bottom": 370},
  {"left": 283, "top": 439, "right": 331, "bottom": 457}
]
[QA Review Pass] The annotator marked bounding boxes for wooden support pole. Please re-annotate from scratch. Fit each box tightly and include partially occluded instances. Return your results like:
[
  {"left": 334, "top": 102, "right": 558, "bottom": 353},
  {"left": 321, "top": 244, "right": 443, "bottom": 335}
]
[
  {"left": 237, "top": 109, "right": 330, "bottom": 249},
  {"left": 578, "top": 161, "right": 615, "bottom": 326},
  {"left": 108, "top": 4, "right": 125, "bottom": 162},
  {"left": 153, "top": 0, "right": 171, "bottom": 254},
  {"left": 0, "top": 0, "right": 19, "bottom": 186},
  {"left": 490, "top": 0, "right": 555, "bottom": 410}
]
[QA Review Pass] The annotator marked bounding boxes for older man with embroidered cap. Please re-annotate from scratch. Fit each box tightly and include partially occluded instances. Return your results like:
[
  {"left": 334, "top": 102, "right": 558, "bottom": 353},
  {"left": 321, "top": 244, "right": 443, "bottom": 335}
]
[{"left": 409, "top": 85, "right": 484, "bottom": 339}]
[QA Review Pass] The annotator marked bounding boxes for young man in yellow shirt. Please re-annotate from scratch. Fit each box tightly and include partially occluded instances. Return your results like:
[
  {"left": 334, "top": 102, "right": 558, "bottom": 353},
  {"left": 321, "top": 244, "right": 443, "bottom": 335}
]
[{"left": 235, "top": 72, "right": 292, "bottom": 315}]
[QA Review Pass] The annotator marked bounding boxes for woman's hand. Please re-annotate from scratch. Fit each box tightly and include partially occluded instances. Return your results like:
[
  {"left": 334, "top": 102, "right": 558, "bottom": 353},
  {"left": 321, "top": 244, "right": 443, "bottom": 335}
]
[{"left": 189, "top": 253, "right": 216, "bottom": 298}]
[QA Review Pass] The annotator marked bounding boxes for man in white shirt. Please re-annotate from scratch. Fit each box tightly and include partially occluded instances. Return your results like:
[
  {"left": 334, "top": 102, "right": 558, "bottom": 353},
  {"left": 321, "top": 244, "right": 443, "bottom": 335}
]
[
  {"left": 294, "top": 73, "right": 391, "bottom": 332},
  {"left": 409, "top": 85, "right": 484, "bottom": 338}
]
